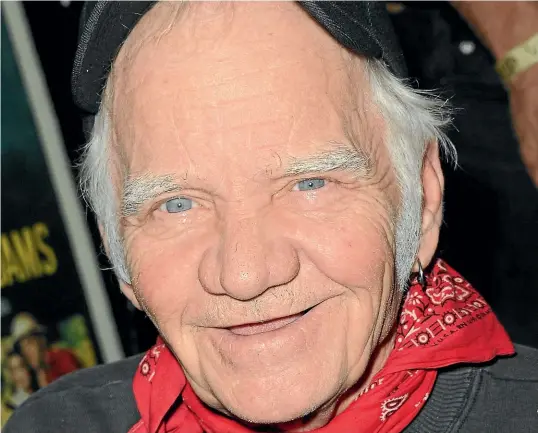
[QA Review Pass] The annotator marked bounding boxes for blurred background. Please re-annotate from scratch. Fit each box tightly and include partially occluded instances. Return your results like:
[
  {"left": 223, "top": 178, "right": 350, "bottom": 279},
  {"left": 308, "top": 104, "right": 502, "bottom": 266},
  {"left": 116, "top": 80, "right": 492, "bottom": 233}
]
[{"left": 1, "top": 1, "right": 537, "bottom": 426}]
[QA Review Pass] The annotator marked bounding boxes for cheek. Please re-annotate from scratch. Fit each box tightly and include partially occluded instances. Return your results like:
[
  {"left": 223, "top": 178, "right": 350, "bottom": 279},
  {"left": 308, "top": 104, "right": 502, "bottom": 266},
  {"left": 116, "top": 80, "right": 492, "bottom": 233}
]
[
  {"left": 126, "top": 231, "right": 204, "bottom": 328},
  {"left": 291, "top": 199, "right": 395, "bottom": 288}
]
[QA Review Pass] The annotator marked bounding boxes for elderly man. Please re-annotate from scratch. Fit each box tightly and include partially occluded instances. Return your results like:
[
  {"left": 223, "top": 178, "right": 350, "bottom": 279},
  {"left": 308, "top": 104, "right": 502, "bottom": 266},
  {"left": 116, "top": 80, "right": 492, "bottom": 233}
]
[{"left": 5, "top": 2, "right": 538, "bottom": 433}]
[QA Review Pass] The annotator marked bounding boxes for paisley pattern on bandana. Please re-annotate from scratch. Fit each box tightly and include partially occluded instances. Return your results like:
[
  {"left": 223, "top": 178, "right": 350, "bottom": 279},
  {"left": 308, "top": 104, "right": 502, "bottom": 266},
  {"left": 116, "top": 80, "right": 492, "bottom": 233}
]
[
  {"left": 397, "top": 260, "right": 492, "bottom": 350},
  {"left": 129, "top": 259, "right": 514, "bottom": 433}
]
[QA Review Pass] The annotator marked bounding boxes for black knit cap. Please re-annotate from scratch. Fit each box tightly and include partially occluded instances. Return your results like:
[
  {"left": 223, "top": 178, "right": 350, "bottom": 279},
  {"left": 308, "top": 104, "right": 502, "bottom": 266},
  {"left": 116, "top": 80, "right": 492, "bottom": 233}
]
[{"left": 72, "top": 1, "right": 407, "bottom": 115}]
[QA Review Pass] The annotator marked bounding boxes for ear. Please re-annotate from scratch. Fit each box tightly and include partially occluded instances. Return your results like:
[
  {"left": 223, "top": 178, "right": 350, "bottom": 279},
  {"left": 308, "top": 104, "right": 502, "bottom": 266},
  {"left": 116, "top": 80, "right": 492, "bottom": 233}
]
[
  {"left": 414, "top": 140, "right": 444, "bottom": 271},
  {"left": 118, "top": 280, "right": 142, "bottom": 310},
  {"left": 98, "top": 224, "right": 142, "bottom": 310}
]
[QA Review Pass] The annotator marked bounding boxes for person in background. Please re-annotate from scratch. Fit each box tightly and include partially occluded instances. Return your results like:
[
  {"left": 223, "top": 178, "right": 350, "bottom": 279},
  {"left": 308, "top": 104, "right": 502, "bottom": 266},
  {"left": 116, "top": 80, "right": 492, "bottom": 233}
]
[
  {"left": 453, "top": 1, "right": 538, "bottom": 184},
  {"left": 3, "top": 351, "right": 38, "bottom": 409},
  {"left": 389, "top": 1, "right": 538, "bottom": 348},
  {"left": 10, "top": 313, "right": 81, "bottom": 388},
  {"left": 1, "top": 349, "right": 39, "bottom": 428}
]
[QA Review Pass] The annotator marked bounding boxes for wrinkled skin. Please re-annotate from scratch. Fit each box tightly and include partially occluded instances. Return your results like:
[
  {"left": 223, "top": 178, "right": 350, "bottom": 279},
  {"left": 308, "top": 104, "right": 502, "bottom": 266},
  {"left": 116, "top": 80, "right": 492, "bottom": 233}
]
[{"left": 107, "top": 2, "right": 443, "bottom": 431}]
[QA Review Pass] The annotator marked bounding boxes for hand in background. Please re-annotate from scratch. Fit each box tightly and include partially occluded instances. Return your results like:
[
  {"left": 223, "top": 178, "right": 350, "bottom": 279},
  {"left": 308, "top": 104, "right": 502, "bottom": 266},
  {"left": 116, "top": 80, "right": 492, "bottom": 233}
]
[
  {"left": 451, "top": 1, "right": 538, "bottom": 187},
  {"left": 510, "top": 66, "right": 538, "bottom": 185}
]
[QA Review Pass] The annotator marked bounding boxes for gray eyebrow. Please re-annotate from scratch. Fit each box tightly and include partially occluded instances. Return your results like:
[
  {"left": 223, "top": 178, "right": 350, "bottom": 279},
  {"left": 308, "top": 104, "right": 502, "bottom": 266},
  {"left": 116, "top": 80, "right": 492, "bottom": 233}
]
[
  {"left": 121, "top": 143, "right": 372, "bottom": 217},
  {"left": 121, "top": 174, "right": 182, "bottom": 217},
  {"left": 284, "top": 143, "right": 372, "bottom": 179}
]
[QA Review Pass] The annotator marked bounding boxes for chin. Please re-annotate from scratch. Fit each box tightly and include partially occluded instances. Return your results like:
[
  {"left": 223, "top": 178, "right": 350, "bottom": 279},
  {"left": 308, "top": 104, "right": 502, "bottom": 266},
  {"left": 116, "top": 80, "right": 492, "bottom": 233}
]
[
  {"left": 197, "top": 347, "right": 351, "bottom": 426},
  {"left": 184, "top": 296, "right": 374, "bottom": 425},
  {"left": 217, "top": 373, "right": 341, "bottom": 425}
]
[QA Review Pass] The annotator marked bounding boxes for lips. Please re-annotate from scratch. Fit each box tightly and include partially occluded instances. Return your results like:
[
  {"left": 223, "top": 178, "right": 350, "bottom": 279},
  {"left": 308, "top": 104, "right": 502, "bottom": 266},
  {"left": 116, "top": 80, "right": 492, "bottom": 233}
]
[{"left": 227, "top": 311, "right": 307, "bottom": 336}]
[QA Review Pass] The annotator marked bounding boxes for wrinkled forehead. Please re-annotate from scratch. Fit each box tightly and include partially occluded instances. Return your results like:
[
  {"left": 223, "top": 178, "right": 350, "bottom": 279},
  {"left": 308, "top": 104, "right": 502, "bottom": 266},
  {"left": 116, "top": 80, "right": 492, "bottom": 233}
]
[
  {"left": 112, "top": 1, "right": 353, "bottom": 87},
  {"left": 108, "top": 1, "right": 380, "bottom": 173}
]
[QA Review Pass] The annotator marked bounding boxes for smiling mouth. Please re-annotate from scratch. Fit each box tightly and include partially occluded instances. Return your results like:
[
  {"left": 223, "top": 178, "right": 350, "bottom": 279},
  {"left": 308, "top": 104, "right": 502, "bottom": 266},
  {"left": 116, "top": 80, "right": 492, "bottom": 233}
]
[{"left": 227, "top": 308, "right": 312, "bottom": 336}]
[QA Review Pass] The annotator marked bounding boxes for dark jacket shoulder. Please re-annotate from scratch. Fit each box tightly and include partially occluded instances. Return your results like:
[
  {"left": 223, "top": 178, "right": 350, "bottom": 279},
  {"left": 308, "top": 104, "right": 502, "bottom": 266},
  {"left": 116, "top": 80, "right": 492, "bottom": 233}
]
[
  {"left": 460, "top": 343, "right": 538, "bottom": 433},
  {"left": 3, "top": 354, "right": 143, "bottom": 433},
  {"left": 407, "top": 344, "right": 538, "bottom": 433},
  {"left": 483, "top": 343, "right": 538, "bottom": 380}
]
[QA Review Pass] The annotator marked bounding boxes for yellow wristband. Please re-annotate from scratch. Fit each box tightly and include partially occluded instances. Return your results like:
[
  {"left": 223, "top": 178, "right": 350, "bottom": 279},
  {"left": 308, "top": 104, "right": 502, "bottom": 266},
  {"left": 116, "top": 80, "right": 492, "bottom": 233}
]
[{"left": 496, "top": 33, "right": 538, "bottom": 84}]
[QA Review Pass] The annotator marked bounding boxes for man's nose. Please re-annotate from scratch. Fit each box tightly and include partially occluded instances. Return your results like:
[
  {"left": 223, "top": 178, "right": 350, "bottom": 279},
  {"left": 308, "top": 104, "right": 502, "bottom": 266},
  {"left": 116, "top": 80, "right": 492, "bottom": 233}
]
[{"left": 199, "top": 216, "right": 299, "bottom": 300}]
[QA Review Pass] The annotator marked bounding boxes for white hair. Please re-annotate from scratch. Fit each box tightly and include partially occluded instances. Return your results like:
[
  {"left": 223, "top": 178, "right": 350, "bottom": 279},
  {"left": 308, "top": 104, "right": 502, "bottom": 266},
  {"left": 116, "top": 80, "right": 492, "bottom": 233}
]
[
  {"left": 363, "top": 60, "right": 456, "bottom": 290},
  {"left": 79, "top": 102, "right": 132, "bottom": 282},
  {"left": 79, "top": 58, "right": 456, "bottom": 291}
]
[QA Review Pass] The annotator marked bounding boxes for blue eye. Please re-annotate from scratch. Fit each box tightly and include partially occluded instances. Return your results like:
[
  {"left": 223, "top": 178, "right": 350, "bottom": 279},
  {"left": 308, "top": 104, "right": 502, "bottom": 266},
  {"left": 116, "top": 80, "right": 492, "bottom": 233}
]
[
  {"left": 295, "top": 178, "right": 326, "bottom": 191},
  {"left": 160, "top": 197, "right": 193, "bottom": 213}
]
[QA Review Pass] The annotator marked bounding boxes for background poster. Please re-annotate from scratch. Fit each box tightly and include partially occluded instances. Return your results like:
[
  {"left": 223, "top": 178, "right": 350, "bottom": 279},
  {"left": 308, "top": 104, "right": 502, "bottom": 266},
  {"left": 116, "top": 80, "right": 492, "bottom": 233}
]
[{"left": 1, "top": 5, "right": 122, "bottom": 426}]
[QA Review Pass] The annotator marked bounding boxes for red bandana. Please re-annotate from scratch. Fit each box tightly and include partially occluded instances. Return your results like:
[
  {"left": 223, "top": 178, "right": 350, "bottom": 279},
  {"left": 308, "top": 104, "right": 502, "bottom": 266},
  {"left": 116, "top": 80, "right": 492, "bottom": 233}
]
[{"left": 128, "top": 260, "right": 514, "bottom": 433}]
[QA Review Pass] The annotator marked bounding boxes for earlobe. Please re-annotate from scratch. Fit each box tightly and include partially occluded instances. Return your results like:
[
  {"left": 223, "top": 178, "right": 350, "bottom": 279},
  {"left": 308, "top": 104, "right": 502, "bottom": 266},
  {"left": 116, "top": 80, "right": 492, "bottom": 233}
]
[
  {"left": 415, "top": 141, "right": 444, "bottom": 270},
  {"left": 119, "top": 280, "right": 142, "bottom": 310}
]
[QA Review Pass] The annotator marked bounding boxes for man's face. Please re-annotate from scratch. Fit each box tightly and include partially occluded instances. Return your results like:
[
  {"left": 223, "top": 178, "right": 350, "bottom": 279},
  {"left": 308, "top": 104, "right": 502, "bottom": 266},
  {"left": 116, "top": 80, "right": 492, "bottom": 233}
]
[{"left": 113, "top": 1, "right": 402, "bottom": 425}]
